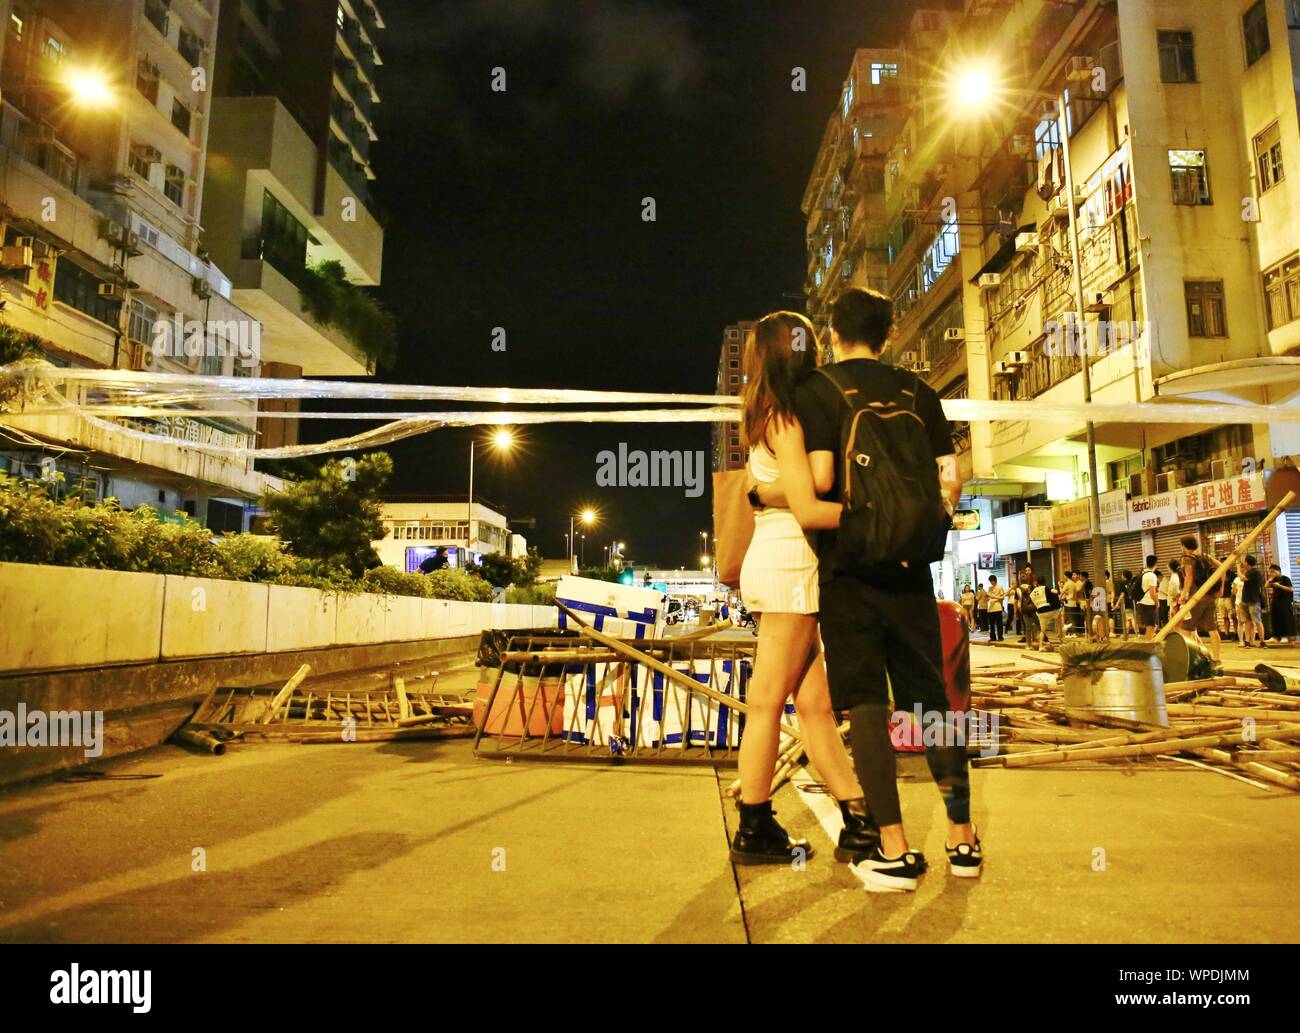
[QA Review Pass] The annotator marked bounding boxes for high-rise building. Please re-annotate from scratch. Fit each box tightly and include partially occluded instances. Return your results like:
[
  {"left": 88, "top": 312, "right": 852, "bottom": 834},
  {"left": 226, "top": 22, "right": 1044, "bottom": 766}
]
[
  {"left": 0, "top": 0, "right": 272, "bottom": 529},
  {"left": 204, "top": 0, "right": 386, "bottom": 448},
  {"left": 712, "top": 319, "right": 753, "bottom": 473},
  {"left": 806, "top": 0, "right": 1300, "bottom": 600}
]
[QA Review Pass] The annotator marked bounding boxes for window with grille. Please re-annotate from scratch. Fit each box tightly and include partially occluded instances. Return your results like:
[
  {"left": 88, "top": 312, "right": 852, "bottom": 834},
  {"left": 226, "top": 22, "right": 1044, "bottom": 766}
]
[
  {"left": 1255, "top": 122, "right": 1284, "bottom": 191},
  {"left": 1169, "top": 149, "right": 1211, "bottom": 205},
  {"left": 1157, "top": 30, "right": 1197, "bottom": 83},
  {"left": 1244, "top": 1, "right": 1270, "bottom": 67},
  {"left": 1263, "top": 256, "right": 1300, "bottom": 330},
  {"left": 1185, "top": 280, "right": 1227, "bottom": 337},
  {"left": 164, "top": 166, "right": 185, "bottom": 206},
  {"left": 128, "top": 298, "right": 157, "bottom": 344}
]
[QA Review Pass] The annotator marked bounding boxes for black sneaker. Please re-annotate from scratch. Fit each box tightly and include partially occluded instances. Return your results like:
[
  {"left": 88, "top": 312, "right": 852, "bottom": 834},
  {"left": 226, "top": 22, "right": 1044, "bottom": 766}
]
[
  {"left": 848, "top": 845, "right": 926, "bottom": 893},
  {"left": 946, "top": 835, "right": 983, "bottom": 879}
]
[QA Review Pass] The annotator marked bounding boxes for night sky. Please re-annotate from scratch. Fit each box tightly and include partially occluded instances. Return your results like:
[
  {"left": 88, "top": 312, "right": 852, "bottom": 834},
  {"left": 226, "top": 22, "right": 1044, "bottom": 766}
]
[{"left": 321, "top": 0, "right": 924, "bottom": 568}]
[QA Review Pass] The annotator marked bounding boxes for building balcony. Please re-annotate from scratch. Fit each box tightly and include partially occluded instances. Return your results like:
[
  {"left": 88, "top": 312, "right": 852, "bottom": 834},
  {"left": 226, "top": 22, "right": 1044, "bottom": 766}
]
[
  {"left": 230, "top": 244, "right": 368, "bottom": 376},
  {"left": 205, "top": 96, "right": 383, "bottom": 285}
]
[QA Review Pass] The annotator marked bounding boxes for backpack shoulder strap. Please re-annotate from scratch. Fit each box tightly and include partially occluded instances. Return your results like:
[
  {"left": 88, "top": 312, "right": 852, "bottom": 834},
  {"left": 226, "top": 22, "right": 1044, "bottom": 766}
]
[{"left": 813, "top": 365, "right": 862, "bottom": 412}]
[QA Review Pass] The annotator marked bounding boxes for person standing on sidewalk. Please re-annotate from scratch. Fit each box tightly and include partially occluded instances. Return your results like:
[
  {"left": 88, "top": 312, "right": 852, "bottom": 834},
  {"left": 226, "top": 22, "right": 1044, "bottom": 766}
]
[
  {"left": 1241, "top": 555, "right": 1267, "bottom": 647},
  {"left": 732, "top": 310, "right": 877, "bottom": 866},
  {"left": 778, "top": 287, "right": 979, "bottom": 892},
  {"left": 960, "top": 583, "right": 976, "bottom": 628},
  {"left": 1177, "top": 536, "right": 1222, "bottom": 663},
  {"left": 975, "top": 582, "right": 989, "bottom": 635},
  {"left": 1267, "top": 564, "right": 1295, "bottom": 643},
  {"left": 1138, "top": 555, "right": 1160, "bottom": 638},
  {"left": 984, "top": 575, "right": 1006, "bottom": 642}
]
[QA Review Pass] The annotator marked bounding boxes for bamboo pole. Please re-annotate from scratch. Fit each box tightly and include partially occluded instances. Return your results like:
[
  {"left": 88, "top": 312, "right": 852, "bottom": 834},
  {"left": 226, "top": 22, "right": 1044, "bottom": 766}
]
[
  {"left": 1166, "top": 703, "right": 1300, "bottom": 722},
  {"left": 974, "top": 726, "right": 1300, "bottom": 768},
  {"left": 1154, "top": 490, "right": 1295, "bottom": 643},
  {"left": 262, "top": 664, "right": 312, "bottom": 724}
]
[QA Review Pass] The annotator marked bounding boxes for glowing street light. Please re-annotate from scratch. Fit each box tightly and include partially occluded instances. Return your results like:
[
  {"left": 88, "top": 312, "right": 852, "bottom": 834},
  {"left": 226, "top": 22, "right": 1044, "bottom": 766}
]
[
  {"left": 569, "top": 507, "right": 600, "bottom": 569},
  {"left": 66, "top": 68, "right": 114, "bottom": 108},
  {"left": 467, "top": 429, "right": 515, "bottom": 558}
]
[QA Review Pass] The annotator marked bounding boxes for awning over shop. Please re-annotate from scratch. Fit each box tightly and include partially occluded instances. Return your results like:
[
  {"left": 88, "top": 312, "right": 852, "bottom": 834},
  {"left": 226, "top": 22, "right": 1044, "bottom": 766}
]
[{"left": 1154, "top": 357, "right": 1300, "bottom": 403}]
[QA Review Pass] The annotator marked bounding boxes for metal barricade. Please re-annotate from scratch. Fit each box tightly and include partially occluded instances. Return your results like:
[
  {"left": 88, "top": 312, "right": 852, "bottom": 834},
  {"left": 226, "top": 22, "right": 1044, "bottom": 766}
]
[{"left": 472, "top": 632, "right": 763, "bottom": 765}]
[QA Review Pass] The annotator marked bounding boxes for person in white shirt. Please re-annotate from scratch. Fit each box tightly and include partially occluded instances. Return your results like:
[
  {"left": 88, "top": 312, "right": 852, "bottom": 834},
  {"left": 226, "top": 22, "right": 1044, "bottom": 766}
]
[
  {"left": 1162, "top": 560, "right": 1181, "bottom": 628},
  {"left": 983, "top": 575, "right": 1007, "bottom": 642},
  {"left": 1138, "top": 555, "right": 1160, "bottom": 638}
]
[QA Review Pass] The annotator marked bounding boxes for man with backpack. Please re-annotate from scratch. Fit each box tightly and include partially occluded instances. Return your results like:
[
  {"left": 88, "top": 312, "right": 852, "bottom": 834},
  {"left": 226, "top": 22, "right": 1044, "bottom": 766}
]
[
  {"left": 1177, "top": 536, "right": 1222, "bottom": 663},
  {"left": 791, "top": 288, "right": 976, "bottom": 892}
]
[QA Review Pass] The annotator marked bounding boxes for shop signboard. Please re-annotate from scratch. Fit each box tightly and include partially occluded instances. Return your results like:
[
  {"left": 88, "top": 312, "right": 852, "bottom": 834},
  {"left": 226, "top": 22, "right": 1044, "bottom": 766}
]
[
  {"left": 1127, "top": 491, "right": 1178, "bottom": 531},
  {"left": 1175, "top": 472, "right": 1266, "bottom": 522}
]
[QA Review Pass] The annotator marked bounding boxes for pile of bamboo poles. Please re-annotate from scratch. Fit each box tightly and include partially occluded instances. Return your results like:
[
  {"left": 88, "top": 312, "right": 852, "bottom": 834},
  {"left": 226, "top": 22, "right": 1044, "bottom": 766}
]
[
  {"left": 968, "top": 663, "right": 1300, "bottom": 792},
  {"left": 172, "top": 657, "right": 475, "bottom": 750}
]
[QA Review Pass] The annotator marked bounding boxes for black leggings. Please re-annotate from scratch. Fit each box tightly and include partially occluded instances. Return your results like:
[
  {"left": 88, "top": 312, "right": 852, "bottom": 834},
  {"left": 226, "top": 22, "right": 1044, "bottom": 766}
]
[{"left": 847, "top": 702, "right": 971, "bottom": 828}]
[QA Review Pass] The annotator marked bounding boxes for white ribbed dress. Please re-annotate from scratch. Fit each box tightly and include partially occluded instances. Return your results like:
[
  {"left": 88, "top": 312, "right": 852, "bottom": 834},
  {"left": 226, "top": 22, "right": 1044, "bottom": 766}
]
[{"left": 738, "top": 442, "right": 820, "bottom": 615}]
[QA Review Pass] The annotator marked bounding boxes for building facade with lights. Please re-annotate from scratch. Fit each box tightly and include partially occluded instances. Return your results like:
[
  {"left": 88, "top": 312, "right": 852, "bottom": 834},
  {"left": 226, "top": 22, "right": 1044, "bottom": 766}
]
[
  {"left": 374, "top": 497, "right": 523, "bottom": 573},
  {"left": 0, "top": 0, "right": 273, "bottom": 529},
  {"left": 806, "top": 0, "right": 1300, "bottom": 602},
  {"left": 711, "top": 319, "right": 753, "bottom": 473},
  {"left": 204, "top": 0, "right": 386, "bottom": 450}
]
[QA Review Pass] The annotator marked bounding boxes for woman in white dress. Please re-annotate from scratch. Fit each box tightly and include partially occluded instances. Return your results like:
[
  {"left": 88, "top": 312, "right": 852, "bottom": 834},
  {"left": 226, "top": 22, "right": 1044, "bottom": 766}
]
[{"left": 731, "top": 312, "right": 876, "bottom": 865}]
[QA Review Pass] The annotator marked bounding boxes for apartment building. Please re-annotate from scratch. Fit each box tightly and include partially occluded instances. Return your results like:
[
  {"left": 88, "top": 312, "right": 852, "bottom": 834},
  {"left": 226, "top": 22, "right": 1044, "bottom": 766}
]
[
  {"left": 0, "top": 0, "right": 273, "bottom": 529},
  {"left": 374, "top": 497, "right": 523, "bottom": 573},
  {"left": 204, "top": 0, "right": 386, "bottom": 449},
  {"left": 807, "top": 0, "right": 1300, "bottom": 599},
  {"left": 711, "top": 319, "right": 754, "bottom": 473}
]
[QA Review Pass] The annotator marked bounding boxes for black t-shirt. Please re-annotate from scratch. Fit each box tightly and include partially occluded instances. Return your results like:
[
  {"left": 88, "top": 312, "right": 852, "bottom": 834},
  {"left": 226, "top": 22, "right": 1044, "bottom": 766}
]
[
  {"left": 1243, "top": 566, "right": 1265, "bottom": 604},
  {"left": 794, "top": 358, "right": 955, "bottom": 586}
]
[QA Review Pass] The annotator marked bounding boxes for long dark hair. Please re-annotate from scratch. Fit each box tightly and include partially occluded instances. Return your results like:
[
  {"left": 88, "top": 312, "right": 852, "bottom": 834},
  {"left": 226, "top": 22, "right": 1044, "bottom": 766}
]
[{"left": 741, "top": 311, "right": 819, "bottom": 450}]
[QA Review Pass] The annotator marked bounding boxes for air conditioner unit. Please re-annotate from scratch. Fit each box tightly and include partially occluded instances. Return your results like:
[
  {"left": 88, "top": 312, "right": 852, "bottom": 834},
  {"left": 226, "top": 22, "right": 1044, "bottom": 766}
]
[
  {"left": 904, "top": 360, "right": 931, "bottom": 374},
  {"left": 124, "top": 231, "right": 142, "bottom": 254},
  {"left": 97, "top": 283, "right": 125, "bottom": 300},
  {"left": 840, "top": 260, "right": 853, "bottom": 278},
  {"left": 899, "top": 351, "right": 919, "bottom": 365},
  {"left": 192, "top": 276, "right": 212, "bottom": 299},
  {"left": 1004, "top": 350, "right": 1029, "bottom": 367},
  {"left": 1015, "top": 232, "right": 1039, "bottom": 254},
  {"left": 1210, "top": 458, "right": 1231, "bottom": 481},
  {"left": 99, "top": 219, "right": 125, "bottom": 245},
  {"left": 979, "top": 273, "right": 1002, "bottom": 290},
  {"left": 944, "top": 327, "right": 965, "bottom": 343},
  {"left": 1156, "top": 470, "right": 1184, "bottom": 493},
  {"left": 1085, "top": 290, "right": 1114, "bottom": 312},
  {"left": 991, "top": 361, "right": 1012, "bottom": 377},
  {"left": 1040, "top": 99, "right": 1060, "bottom": 119},
  {"left": 1068, "top": 56, "right": 1097, "bottom": 82},
  {"left": 1, "top": 245, "right": 33, "bottom": 269}
]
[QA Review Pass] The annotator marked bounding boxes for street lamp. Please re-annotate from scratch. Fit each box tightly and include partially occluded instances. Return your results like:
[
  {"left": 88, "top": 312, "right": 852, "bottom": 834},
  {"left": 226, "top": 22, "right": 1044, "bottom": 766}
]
[
  {"left": 569, "top": 507, "right": 598, "bottom": 572},
  {"left": 947, "top": 65, "right": 1106, "bottom": 585},
  {"left": 467, "top": 428, "right": 514, "bottom": 562}
]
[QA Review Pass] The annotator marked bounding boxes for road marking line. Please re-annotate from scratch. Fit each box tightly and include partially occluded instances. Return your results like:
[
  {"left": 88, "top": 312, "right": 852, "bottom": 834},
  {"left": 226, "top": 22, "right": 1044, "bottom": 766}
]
[{"left": 791, "top": 767, "right": 844, "bottom": 846}]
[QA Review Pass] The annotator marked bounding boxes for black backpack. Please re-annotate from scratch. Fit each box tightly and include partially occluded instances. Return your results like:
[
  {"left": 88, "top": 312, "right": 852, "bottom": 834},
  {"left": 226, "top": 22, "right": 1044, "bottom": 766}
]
[
  {"left": 1190, "top": 552, "right": 1217, "bottom": 590},
  {"left": 815, "top": 365, "right": 952, "bottom": 574}
]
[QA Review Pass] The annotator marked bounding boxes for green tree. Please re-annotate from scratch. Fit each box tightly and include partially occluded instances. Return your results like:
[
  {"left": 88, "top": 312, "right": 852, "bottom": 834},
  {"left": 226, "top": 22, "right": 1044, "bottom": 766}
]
[
  {"left": 476, "top": 551, "right": 518, "bottom": 588},
  {"left": 516, "top": 546, "right": 543, "bottom": 587},
  {"left": 260, "top": 453, "right": 391, "bottom": 578}
]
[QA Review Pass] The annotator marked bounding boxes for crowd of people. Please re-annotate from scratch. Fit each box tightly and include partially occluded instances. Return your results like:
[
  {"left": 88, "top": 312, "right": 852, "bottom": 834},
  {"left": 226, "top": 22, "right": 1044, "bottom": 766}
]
[{"left": 957, "top": 543, "right": 1296, "bottom": 654}]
